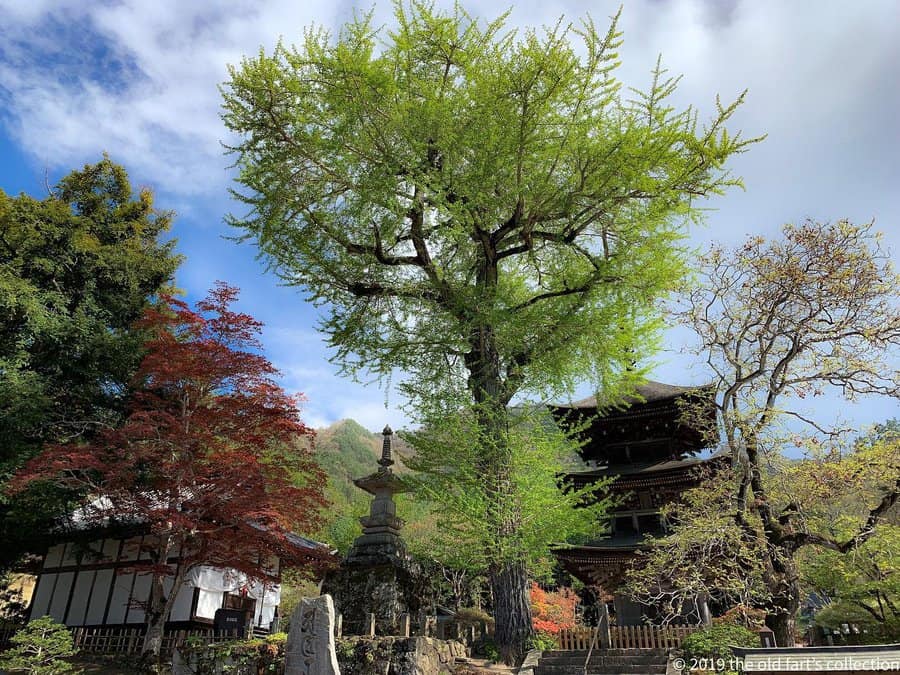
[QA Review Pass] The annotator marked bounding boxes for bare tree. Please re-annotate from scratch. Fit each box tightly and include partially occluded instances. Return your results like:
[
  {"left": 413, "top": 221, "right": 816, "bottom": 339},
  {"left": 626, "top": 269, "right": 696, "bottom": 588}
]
[{"left": 680, "top": 220, "right": 899, "bottom": 645}]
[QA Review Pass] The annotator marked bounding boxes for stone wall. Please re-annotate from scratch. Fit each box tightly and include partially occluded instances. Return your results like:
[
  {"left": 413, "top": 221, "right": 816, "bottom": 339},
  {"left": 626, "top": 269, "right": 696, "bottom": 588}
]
[{"left": 336, "top": 636, "right": 467, "bottom": 675}]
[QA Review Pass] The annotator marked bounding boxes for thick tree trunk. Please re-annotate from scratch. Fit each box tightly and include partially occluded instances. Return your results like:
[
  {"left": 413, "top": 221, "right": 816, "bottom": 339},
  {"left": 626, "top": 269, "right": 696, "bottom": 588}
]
[
  {"left": 142, "top": 615, "right": 166, "bottom": 660},
  {"left": 767, "top": 611, "right": 797, "bottom": 648},
  {"left": 464, "top": 265, "right": 533, "bottom": 665},
  {"left": 766, "top": 571, "right": 801, "bottom": 647},
  {"left": 491, "top": 559, "right": 533, "bottom": 665},
  {"left": 744, "top": 434, "right": 802, "bottom": 648},
  {"left": 141, "top": 572, "right": 185, "bottom": 659}
]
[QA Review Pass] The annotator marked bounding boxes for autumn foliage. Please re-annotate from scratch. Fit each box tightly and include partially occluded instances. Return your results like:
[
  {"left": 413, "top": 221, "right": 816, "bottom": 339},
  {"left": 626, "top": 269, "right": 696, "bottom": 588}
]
[
  {"left": 530, "top": 583, "right": 579, "bottom": 635},
  {"left": 9, "top": 283, "right": 330, "bottom": 654}
]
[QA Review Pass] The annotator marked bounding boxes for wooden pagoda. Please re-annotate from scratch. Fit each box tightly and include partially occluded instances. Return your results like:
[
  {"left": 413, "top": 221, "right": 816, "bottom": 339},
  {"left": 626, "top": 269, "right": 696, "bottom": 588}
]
[{"left": 550, "top": 380, "right": 724, "bottom": 625}]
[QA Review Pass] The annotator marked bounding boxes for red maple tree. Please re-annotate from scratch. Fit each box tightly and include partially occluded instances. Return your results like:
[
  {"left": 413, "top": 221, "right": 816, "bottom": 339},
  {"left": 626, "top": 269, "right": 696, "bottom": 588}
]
[
  {"left": 10, "top": 283, "right": 330, "bottom": 656},
  {"left": 530, "top": 583, "right": 579, "bottom": 636}
]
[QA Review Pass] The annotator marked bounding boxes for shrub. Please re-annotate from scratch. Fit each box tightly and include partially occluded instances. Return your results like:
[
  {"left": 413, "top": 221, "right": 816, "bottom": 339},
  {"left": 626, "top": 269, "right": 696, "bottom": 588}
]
[
  {"left": 455, "top": 606, "right": 494, "bottom": 627},
  {"left": 0, "top": 616, "right": 81, "bottom": 674},
  {"left": 713, "top": 604, "right": 767, "bottom": 629},
  {"left": 178, "top": 635, "right": 285, "bottom": 674},
  {"left": 530, "top": 584, "right": 578, "bottom": 635},
  {"left": 526, "top": 630, "right": 558, "bottom": 652},
  {"left": 681, "top": 624, "right": 758, "bottom": 672},
  {"left": 474, "top": 637, "right": 500, "bottom": 662}
]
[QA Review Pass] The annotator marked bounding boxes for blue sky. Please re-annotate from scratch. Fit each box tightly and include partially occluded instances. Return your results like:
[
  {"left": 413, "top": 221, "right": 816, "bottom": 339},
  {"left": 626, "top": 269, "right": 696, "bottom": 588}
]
[{"left": 0, "top": 0, "right": 897, "bottom": 433}]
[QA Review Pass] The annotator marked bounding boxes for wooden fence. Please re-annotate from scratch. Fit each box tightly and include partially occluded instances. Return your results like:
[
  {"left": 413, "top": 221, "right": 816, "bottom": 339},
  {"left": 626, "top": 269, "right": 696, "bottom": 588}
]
[
  {"left": 557, "top": 624, "right": 696, "bottom": 650},
  {"left": 0, "top": 626, "right": 15, "bottom": 651},
  {"left": 73, "top": 626, "right": 244, "bottom": 656},
  {"left": 0, "top": 625, "right": 246, "bottom": 656}
]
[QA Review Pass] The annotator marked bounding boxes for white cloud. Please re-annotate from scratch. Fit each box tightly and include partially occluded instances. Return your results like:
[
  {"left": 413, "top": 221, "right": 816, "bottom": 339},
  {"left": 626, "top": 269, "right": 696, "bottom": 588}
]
[
  {"left": 0, "top": 0, "right": 897, "bottom": 431},
  {"left": 0, "top": 1, "right": 343, "bottom": 194},
  {"left": 2, "top": 0, "right": 897, "bottom": 220}
]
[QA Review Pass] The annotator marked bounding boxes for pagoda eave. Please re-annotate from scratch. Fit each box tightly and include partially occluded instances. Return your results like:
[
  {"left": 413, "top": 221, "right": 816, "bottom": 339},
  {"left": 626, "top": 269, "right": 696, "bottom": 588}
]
[{"left": 353, "top": 470, "right": 408, "bottom": 495}]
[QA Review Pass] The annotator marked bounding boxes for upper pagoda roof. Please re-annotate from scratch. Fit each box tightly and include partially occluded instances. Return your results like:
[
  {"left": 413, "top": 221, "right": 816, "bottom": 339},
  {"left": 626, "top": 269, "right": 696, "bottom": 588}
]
[
  {"left": 557, "top": 380, "right": 711, "bottom": 412},
  {"left": 549, "top": 380, "right": 717, "bottom": 463}
]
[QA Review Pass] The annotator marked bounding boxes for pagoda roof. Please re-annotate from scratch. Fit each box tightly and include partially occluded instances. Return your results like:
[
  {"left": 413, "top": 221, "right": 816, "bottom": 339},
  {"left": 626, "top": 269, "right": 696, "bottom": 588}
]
[
  {"left": 354, "top": 468, "right": 407, "bottom": 495},
  {"left": 564, "top": 451, "right": 727, "bottom": 491},
  {"left": 558, "top": 381, "right": 711, "bottom": 411},
  {"left": 549, "top": 380, "right": 717, "bottom": 462},
  {"left": 553, "top": 545, "right": 639, "bottom": 572},
  {"left": 568, "top": 451, "right": 727, "bottom": 480}
]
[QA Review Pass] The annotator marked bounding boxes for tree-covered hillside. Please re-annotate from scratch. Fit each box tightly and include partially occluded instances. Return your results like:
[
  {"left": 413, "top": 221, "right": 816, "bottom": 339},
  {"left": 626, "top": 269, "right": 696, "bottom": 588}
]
[{"left": 311, "top": 419, "right": 417, "bottom": 554}]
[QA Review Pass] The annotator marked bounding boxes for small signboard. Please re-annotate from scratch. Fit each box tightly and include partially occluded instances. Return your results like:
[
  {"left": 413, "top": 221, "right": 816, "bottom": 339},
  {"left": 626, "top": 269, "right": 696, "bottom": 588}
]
[
  {"left": 214, "top": 608, "right": 247, "bottom": 634},
  {"left": 759, "top": 628, "right": 777, "bottom": 648}
]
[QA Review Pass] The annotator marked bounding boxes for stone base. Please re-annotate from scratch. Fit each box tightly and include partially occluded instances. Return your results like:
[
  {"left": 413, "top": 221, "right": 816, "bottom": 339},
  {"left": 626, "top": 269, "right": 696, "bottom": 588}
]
[
  {"left": 337, "top": 636, "right": 467, "bottom": 675},
  {"left": 323, "top": 557, "right": 429, "bottom": 636}
]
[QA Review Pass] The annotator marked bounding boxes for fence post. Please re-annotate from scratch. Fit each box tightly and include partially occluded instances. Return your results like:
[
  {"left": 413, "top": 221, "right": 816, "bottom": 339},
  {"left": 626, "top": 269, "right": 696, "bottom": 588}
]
[
  {"left": 335, "top": 613, "right": 343, "bottom": 638},
  {"left": 366, "top": 613, "right": 376, "bottom": 638},
  {"left": 399, "top": 613, "right": 410, "bottom": 638},
  {"left": 597, "top": 603, "right": 610, "bottom": 649}
]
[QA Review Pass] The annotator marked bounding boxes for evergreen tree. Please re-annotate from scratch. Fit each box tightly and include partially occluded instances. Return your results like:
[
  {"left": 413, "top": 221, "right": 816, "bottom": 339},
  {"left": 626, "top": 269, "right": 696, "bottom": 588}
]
[{"left": 0, "top": 156, "right": 181, "bottom": 568}]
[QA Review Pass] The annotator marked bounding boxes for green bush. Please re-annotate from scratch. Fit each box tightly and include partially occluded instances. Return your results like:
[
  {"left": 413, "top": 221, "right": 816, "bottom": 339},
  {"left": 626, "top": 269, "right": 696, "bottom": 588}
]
[
  {"left": 681, "top": 624, "right": 758, "bottom": 669},
  {"left": 179, "top": 635, "right": 284, "bottom": 674},
  {"left": 474, "top": 637, "right": 500, "bottom": 662},
  {"left": 335, "top": 637, "right": 355, "bottom": 661},
  {"left": 0, "top": 616, "right": 81, "bottom": 674},
  {"left": 455, "top": 606, "right": 494, "bottom": 627},
  {"left": 526, "top": 630, "right": 559, "bottom": 652}
]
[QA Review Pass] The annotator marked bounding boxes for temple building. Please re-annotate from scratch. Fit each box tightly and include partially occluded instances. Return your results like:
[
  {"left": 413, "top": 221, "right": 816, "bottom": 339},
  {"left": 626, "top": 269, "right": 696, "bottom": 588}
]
[
  {"left": 27, "top": 532, "right": 324, "bottom": 634},
  {"left": 549, "top": 380, "right": 725, "bottom": 626}
]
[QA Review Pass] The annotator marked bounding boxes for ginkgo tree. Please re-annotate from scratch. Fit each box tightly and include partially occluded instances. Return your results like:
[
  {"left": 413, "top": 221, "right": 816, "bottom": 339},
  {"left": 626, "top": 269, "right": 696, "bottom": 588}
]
[
  {"left": 222, "top": 2, "right": 756, "bottom": 661},
  {"left": 9, "top": 284, "right": 331, "bottom": 658}
]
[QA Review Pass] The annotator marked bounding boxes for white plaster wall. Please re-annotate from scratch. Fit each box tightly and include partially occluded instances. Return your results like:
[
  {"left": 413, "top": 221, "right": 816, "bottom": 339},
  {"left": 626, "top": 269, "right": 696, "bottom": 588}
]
[
  {"left": 29, "top": 572, "right": 55, "bottom": 617},
  {"left": 85, "top": 569, "right": 113, "bottom": 625},
  {"left": 106, "top": 572, "right": 134, "bottom": 624},
  {"left": 170, "top": 583, "right": 194, "bottom": 622},
  {"left": 66, "top": 570, "right": 94, "bottom": 625},
  {"left": 48, "top": 572, "right": 73, "bottom": 622},
  {"left": 127, "top": 574, "right": 151, "bottom": 624},
  {"left": 101, "top": 539, "right": 120, "bottom": 561},
  {"left": 43, "top": 544, "right": 65, "bottom": 569}
]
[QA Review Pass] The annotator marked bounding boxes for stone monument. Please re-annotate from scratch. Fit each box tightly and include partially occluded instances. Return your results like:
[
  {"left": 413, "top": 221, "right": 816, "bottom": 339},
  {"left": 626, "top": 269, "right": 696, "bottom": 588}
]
[
  {"left": 322, "top": 425, "right": 429, "bottom": 636},
  {"left": 284, "top": 595, "right": 341, "bottom": 675}
]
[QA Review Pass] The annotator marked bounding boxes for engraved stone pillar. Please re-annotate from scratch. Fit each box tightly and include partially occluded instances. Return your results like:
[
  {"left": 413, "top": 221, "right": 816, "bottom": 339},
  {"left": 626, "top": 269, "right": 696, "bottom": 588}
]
[{"left": 284, "top": 595, "right": 341, "bottom": 675}]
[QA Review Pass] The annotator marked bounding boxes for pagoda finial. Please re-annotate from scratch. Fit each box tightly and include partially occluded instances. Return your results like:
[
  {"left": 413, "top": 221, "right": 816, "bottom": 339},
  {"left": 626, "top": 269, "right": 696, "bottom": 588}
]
[{"left": 380, "top": 425, "right": 394, "bottom": 468}]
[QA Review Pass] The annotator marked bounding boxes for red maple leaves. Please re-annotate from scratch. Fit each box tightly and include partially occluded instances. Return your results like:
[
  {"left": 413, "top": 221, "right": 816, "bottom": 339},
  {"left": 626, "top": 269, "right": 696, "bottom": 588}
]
[
  {"left": 530, "top": 583, "right": 579, "bottom": 635},
  {"left": 11, "top": 282, "right": 330, "bottom": 580}
]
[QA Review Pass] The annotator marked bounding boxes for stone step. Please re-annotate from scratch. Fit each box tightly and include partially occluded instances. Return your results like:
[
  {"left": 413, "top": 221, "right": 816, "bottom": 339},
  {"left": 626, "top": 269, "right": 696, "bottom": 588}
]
[
  {"left": 537, "top": 655, "right": 668, "bottom": 665},
  {"left": 537, "top": 658, "right": 667, "bottom": 668},
  {"left": 535, "top": 649, "right": 669, "bottom": 675},
  {"left": 539, "top": 652, "right": 668, "bottom": 660},
  {"left": 541, "top": 650, "right": 667, "bottom": 658},
  {"left": 534, "top": 666, "right": 667, "bottom": 675},
  {"left": 536, "top": 668, "right": 667, "bottom": 675}
]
